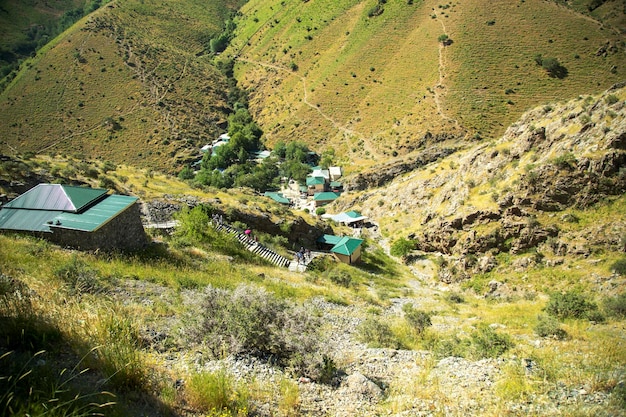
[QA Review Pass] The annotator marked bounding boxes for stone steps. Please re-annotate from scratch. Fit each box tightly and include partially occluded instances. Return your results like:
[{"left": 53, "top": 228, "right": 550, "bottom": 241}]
[{"left": 214, "top": 222, "right": 292, "bottom": 269}]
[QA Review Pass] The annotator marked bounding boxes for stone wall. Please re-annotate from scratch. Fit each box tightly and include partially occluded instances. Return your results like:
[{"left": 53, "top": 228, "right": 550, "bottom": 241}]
[{"left": 49, "top": 202, "right": 149, "bottom": 251}]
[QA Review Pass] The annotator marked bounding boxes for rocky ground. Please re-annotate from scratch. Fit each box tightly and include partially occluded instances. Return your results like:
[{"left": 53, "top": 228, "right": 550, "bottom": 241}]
[
  {"left": 131, "top": 197, "right": 623, "bottom": 416},
  {"left": 113, "top": 271, "right": 620, "bottom": 417}
]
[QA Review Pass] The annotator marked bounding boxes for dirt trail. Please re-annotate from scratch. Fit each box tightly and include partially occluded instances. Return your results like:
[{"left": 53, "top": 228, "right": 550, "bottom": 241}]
[
  {"left": 237, "top": 57, "right": 380, "bottom": 158},
  {"left": 433, "top": 16, "right": 461, "bottom": 130}
]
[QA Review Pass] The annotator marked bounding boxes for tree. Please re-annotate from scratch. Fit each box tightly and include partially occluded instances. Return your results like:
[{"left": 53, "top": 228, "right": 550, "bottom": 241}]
[
  {"left": 534, "top": 54, "right": 568, "bottom": 79},
  {"left": 438, "top": 34, "right": 452, "bottom": 45},
  {"left": 390, "top": 237, "right": 415, "bottom": 258},
  {"left": 178, "top": 165, "right": 195, "bottom": 180},
  {"left": 272, "top": 141, "right": 287, "bottom": 159},
  {"left": 320, "top": 148, "right": 335, "bottom": 169}
]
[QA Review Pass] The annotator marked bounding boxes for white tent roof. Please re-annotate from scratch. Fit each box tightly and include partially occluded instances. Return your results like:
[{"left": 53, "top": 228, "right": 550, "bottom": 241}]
[{"left": 322, "top": 212, "right": 368, "bottom": 224}]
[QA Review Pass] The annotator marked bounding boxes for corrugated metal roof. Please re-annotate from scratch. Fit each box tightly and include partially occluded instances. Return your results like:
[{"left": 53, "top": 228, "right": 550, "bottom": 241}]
[
  {"left": 0, "top": 208, "right": 56, "bottom": 232},
  {"left": 52, "top": 195, "right": 138, "bottom": 232},
  {"left": 306, "top": 177, "right": 326, "bottom": 186},
  {"left": 3, "top": 184, "right": 107, "bottom": 212},
  {"left": 317, "top": 234, "right": 343, "bottom": 245},
  {"left": 331, "top": 237, "right": 363, "bottom": 256},
  {"left": 313, "top": 192, "right": 340, "bottom": 201},
  {"left": 263, "top": 192, "right": 290, "bottom": 205}
]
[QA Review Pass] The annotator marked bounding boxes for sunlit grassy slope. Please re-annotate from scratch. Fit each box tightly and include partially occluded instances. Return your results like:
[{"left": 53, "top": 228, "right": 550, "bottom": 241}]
[
  {"left": 229, "top": 0, "right": 625, "bottom": 167},
  {"left": 0, "top": 0, "right": 244, "bottom": 172},
  {"left": 1, "top": 0, "right": 624, "bottom": 175}
]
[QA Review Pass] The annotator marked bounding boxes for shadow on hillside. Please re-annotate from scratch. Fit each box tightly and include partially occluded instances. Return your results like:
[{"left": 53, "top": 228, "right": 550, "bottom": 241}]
[{"left": 0, "top": 275, "right": 180, "bottom": 416}]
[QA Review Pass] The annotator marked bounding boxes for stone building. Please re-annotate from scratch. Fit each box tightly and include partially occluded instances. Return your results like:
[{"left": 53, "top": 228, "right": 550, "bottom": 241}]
[{"left": 0, "top": 184, "right": 148, "bottom": 251}]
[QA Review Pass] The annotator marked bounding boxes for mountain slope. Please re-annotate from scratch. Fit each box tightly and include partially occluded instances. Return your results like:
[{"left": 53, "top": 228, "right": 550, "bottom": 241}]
[
  {"left": 0, "top": 0, "right": 244, "bottom": 171},
  {"left": 337, "top": 83, "right": 626, "bottom": 290},
  {"left": 228, "top": 0, "right": 626, "bottom": 170}
]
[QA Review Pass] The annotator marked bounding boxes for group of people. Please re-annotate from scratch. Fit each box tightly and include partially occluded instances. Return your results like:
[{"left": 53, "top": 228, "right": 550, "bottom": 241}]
[{"left": 295, "top": 247, "right": 311, "bottom": 265}]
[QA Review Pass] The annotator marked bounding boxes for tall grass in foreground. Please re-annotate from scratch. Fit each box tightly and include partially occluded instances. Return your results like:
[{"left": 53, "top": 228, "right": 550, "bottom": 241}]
[
  {"left": 0, "top": 350, "right": 116, "bottom": 417},
  {"left": 185, "top": 369, "right": 249, "bottom": 416}
]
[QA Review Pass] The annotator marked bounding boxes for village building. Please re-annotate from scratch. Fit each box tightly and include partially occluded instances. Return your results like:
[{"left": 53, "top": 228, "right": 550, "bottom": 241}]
[
  {"left": 263, "top": 192, "right": 291, "bottom": 205},
  {"left": 323, "top": 210, "right": 368, "bottom": 227},
  {"left": 306, "top": 176, "right": 327, "bottom": 195},
  {"left": 0, "top": 184, "right": 148, "bottom": 251},
  {"left": 313, "top": 191, "right": 341, "bottom": 207},
  {"left": 316, "top": 234, "right": 363, "bottom": 264},
  {"left": 328, "top": 166, "right": 342, "bottom": 181}
]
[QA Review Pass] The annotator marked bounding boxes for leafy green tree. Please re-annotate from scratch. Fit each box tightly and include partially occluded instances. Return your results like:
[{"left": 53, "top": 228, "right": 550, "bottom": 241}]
[
  {"left": 178, "top": 165, "right": 195, "bottom": 180},
  {"left": 272, "top": 141, "right": 287, "bottom": 158},
  {"left": 390, "top": 237, "right": 415, "bottom": 258},
  {"left": 282, "top": 159, "right": 311, "bottom": 183},
  {"left": 320, "top": 148, "right": 335, "bottom": 169}
]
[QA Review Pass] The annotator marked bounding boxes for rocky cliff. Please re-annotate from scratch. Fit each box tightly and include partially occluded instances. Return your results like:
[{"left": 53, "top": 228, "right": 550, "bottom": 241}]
[{"left": 337, "top": 83, "right": 626, "bottom": 283}]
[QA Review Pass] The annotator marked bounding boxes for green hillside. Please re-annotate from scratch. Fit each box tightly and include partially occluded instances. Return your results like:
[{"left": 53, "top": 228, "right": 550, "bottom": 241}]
[
  {"left": 1, "top": 0, "right": 624, "bottom": 173},
  {"left": 228, "top": 0, "right": 626, "bottom": 170},
  {"left": 0, "top": 0, "right": 245, "bottom": 172},
  {"left": 0, "top": 0, "right": 88, "bottom": 79}
]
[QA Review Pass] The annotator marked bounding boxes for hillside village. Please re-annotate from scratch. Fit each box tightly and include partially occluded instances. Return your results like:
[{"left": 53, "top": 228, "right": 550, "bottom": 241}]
[{"left": 0, "top": 0, "right": 625, "bottom": 416}]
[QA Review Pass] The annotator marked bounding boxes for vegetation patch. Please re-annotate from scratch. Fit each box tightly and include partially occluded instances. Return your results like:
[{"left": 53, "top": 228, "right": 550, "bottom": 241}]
[{"left": 193, "top": 284, "right": 324, "bottom": 378}]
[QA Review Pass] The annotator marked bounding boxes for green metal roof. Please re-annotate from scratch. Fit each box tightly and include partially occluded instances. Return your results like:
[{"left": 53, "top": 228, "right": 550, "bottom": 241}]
[
  {"left": 330, "top": 236, "right": 363, "bottom": 256},
  {"left": 3, "top": 184, "right": 107, "bottom": 212},
  {"left": 317, "top": 234, "right": 344, "bottom": 245},
  {"left": 263, "top": 192, "right": 290, "bottom": 205},
  {"left": 52, "top": 195, "right": 138, "bottom": 232},
  {"left": 345, "top": 210, "right": 363, "bottom": 218},
  {"left": 316, "top": 234, "right": 363, "bottom": 256},
  {"left": 0, "top": 208, "right": 58, "bottom": 232},
  {"left": 0, "top": 184, "right": 136, "bottom": 233},
  {"left": 306, "top": 176, "right": 326, "bottom": 186},
  {"left": 313, "top": 192, "right": 340, "bottom": 201},
  {"left": 330, "top": 181, "right": 342, "bottom": 188}
]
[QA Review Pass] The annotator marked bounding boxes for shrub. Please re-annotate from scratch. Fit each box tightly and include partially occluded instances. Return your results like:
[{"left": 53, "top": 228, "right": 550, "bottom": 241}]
[
  {"left": 178, "top": 165, "right": 195, "bottom": 180},
  {"left": 606, "top": 94, "right": 619, "bottom": 105},
  {"left": 402, "top": 304, "right": 432, "bottom": 335},
  {"left": 470, "top": 324, "right": 513, "bottom": 359},
  {"left": 611, "top": 257, "right": 626, "bottom": 276},
  {"left": 534, "top": 55, "right": 568, "bottom": 78},
  {"left": 422, "top": 332, "right": 470, "bottom": 359},
  {"left": 534, "top": 314, "right": 568, "bottom": 340},
  {"left": 316, "top": 355, "right": 337, "bottom": 385},
  {"left": 551, "top": 152, "right": 577, "bottom": 170},
  {"left": 99, "top": 175, "right": 116, "bottom": 189},
  {"left": 195, "top": 285, "right": 322, "bottom": 377},
  {"left": 327, "top": 269, "right": 352, "bottom": 287},
  {"left": 603, "top": 293, "right": 626, "bottom": 319},
  {"left": 357, "top": 317, "right": 401, "bottom": 349},
  {"left": 390, "top": 237, "right": 415, "bottom": 258},
  {"left": 545, "top": 291, "right": 600, "bottom": 320},
  {"left": 306, "top": 254, "right": 335, "bottom": 273},
  {"left": 445, "top": 292, "right": 465, "bottom": 304},
  {"left": 315, "top": 207, "right": 326, "bottom": 216}
]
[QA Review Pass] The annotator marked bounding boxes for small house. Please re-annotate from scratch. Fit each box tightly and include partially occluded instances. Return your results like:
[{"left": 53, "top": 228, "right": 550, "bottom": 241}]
[
  {"left": 323, "top": 210, "right": 368, "bottom": 227},
  {"left": 0, "top": 184, "right": 148, "bottom": 251},
  {"left": 263, "top": 192, "right": 290, "bottom": 205},
  {"left": 306, "top": 176, "right": 327, "bottom": 195},
  {"left": 329, "top": 166, "right": 342, "bottom": 181},
  {"left": 316, "top": 234, "right": 363, "bottom": 264},
  {"left": 313, "top": 191, "right": 340, "bottom": 207}
]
